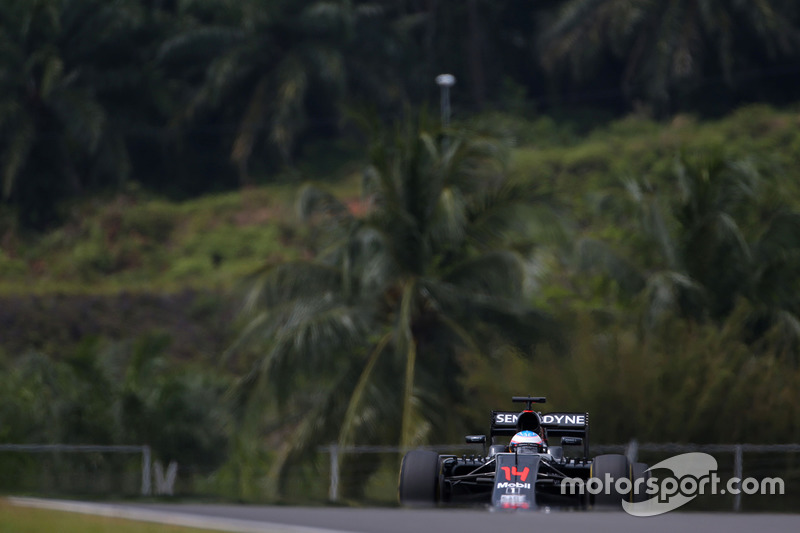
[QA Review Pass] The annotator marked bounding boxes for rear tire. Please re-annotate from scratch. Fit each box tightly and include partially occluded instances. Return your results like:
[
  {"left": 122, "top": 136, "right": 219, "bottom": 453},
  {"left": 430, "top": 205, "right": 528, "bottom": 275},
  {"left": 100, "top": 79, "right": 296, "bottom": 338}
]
[
  {"left": 631, "top": 462, "right": 651, "bottom": 503},
  {"left": 590, "top": 454, "right": 630, "bottom": 508},
  {"left": 398, "top": 450, "right": 440, "bottom": 506}
]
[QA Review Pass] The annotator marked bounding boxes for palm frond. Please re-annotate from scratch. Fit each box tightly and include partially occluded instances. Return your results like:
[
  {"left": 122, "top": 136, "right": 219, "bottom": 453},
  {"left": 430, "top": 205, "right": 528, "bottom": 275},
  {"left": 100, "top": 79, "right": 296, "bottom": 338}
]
[
  {"left": 354, "top": 3, "right": 385, "bottom": 19},
  {"left": 422, "top": 278, "right": 558, "bottom": 350},
  {"left": 574, "top": 238, "right": 645, "bottom": 295},
  {"left": 428, "top": 186, "right": 467, "bottom": 251},
  {"left": 641, "top": 271, "right": 706, "bottom": 326},
  {"left": 348, "top": 225, "right": 395, "bottom": 295},
  {"left": 188, "top": 47, "right": 250, "bottom": 115},
  {"left": 539, "top": 0, "right": 612, "bottom": 73},
  {"left": 308, "top": 47, "right": 345, "bottom": 86},
  {"left": 2, "top": 117, "right": 34, "bottom": 198},
  {"left": 442, "top": 250, "right": 525, "bottom": 300},
  {"left": 715, "top": 212, "right": 752, "bottom": 263},
  {"left": 231, "top": 75, "right": 270, "bottom": 174},
  {"left": 242, "top": 260, "right": 343, "bottom": 313},
  {"left": 337, "top": 330, "right": 393, "bottom": 451},
  {"left": 623, "top": 177, "right": 677, "bottom": 269},
  {"left": 296, "top": 184, "right": 352, "bottom": 222},
  {"left": 51, "top": 90, "right": 106, "bottom": 153},
  {"left": 466, "top": 181, "right": 555, "bottom": 248},
  {"left": 265, "top": 373, "right": 352, "bottom": 493},
  {"left": 156, "top": 26, "right": 245, "bottom": 65},
  {"left": 270, "top": 55, "right": 309, "bottom": 162},
  {"left": 38, "top": 53, "right": 63, "bottom": 99},
  {"left": 234, "top": 298, "right": 371, "bottom": 409}
]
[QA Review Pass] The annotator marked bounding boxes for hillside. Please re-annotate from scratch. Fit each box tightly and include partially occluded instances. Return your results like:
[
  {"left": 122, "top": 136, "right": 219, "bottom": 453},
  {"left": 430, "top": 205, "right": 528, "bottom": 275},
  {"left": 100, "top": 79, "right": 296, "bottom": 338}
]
[
  {"left": 3, "top": 105, "right": 800, "bottom": 503},
  {"left": 3, "top": 104, "right": 800, "bottom": 295}
]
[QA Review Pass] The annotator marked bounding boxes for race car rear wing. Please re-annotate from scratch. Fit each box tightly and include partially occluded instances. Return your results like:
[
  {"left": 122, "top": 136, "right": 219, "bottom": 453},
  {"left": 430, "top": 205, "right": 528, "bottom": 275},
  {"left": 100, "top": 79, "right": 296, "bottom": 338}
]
[{"left": 490, "top": 410, "right": 590, "bottom": 457}]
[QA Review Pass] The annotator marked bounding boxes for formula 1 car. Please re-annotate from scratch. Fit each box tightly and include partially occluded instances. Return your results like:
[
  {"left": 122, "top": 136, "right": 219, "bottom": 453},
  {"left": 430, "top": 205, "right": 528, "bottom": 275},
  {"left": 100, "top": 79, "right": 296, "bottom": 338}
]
[{"left": 398, "top": 396, "right": 649, "bottom": 510}]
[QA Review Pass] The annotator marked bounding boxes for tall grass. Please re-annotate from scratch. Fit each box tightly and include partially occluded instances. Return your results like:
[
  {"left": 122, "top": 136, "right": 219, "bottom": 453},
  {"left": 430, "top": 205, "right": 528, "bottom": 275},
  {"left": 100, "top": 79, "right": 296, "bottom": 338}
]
[{"left": 460, "top": 309, "right": 800, "bottom": 445}]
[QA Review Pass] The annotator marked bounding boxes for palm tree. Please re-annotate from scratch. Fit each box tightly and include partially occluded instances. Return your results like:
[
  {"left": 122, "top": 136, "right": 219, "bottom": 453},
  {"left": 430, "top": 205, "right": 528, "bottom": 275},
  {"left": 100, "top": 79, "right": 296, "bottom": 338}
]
[
  {"left": 159, "top": 0, "right": 382, "bottom": 183},
  {"left": 539, "top": 0, "right": 800, "bottom": 112},
  {"left": 742, "top": 211, "right": 800, "bottom": 359},
  {"left": 228, "top": 115, "right": 560, "bottom": 496},
  {"left": 0, "top": 0, "right": 163, "bottom": 228},
  {"left": 575, "top": 149, "right": 800, "bottom": 349}
]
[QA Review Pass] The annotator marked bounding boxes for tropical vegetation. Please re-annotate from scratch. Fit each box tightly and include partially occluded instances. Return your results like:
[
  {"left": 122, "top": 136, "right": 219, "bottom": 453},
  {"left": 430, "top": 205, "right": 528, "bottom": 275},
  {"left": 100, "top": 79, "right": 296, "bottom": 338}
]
[
  {"left": 2, "top": 0, "right": 800, "bottom": 506},
  {"left": 225, "top": 115, "right": 563, "bottom": 496}
]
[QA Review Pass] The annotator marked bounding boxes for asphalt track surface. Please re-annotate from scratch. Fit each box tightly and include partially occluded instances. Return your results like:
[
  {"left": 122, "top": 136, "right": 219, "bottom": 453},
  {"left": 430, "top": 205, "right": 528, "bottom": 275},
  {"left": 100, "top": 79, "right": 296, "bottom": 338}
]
[{"left": 7, "top": 498, "right": 800, "bottom": 533}]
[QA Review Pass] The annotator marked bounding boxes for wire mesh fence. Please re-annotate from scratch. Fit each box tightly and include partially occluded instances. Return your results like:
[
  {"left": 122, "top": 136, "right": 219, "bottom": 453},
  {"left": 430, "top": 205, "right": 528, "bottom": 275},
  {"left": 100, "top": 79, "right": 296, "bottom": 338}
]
[
  {"left": 2, "top": 441, "right": 798, "bottom": 511},
  {"left": 0, "top": 444, "right": 151, "bottom": 497}
]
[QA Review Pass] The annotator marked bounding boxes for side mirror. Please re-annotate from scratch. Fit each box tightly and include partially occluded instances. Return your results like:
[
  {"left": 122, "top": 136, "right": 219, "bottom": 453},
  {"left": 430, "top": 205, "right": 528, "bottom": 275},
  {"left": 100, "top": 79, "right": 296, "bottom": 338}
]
[
  {"left": 465, "top": 435, "right": 487, "bottom": 455},
  {"left": 561, "top": 437, "right": 583, "bottom": 446}
]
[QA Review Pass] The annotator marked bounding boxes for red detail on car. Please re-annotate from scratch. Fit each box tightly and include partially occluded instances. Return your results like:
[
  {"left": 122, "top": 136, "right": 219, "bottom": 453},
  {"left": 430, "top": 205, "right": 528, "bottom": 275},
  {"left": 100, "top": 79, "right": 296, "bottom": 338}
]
[{"left": 500, "top": 466, "right": 530, "bottom": 482}]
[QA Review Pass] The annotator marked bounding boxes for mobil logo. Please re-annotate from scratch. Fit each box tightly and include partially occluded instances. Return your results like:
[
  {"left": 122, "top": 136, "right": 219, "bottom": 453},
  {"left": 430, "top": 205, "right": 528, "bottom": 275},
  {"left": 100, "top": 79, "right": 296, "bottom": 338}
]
[{"left": 497, "top": 482, "right": 531, "bottom": 490}]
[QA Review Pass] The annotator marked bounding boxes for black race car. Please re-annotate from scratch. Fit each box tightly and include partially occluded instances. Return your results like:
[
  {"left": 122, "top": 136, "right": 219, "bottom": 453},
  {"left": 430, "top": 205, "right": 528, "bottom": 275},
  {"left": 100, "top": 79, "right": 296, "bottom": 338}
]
[{"left": 398, "top": 396, "right": 649, "bottom": 510}]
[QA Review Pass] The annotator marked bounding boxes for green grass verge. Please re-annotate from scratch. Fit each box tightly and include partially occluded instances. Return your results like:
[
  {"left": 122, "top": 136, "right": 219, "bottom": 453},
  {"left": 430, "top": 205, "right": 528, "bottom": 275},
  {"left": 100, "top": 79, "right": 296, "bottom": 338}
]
[{"left": 0, "top": 501, "right": 215, "bottom": 533}]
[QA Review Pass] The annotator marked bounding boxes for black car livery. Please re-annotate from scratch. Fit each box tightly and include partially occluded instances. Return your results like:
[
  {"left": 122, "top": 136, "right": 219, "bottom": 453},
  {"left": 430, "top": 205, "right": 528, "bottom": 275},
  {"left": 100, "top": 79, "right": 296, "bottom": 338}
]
[{"left": 398, "top": 395, "right": 649, "bottom": 510}]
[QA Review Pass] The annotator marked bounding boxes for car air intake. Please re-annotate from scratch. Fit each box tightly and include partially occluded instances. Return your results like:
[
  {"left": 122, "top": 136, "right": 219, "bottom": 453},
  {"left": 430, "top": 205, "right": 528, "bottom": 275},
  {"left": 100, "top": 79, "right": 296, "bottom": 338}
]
[{"left": 516, "top": 411, "right": 541, "bottom": 433}]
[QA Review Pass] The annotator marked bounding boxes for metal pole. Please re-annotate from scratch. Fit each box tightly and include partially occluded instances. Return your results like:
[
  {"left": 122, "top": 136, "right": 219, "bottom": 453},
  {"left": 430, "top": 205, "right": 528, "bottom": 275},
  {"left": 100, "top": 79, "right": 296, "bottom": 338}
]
[
  {"left": 141, "top": 445, "right": 152, "bottom": 496},
  {"left": 625, "top": 439, "right": 639, "bottom": 464},
  {"left": 441, "top": 86, "right": 450, "bottom": 128},
  {"left": 435, "top": 74, "right": 455, "bottom": 129},
  {"left": 329, "top": 445, "right": 339, "bottom": 502},
  {"left": 733, "top": 445, "right": 743, "bottom": 512}
]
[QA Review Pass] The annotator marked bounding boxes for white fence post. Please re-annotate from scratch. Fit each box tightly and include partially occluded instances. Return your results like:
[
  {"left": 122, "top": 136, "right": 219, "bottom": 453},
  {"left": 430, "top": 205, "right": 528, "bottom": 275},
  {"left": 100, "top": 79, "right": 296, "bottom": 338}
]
[
  {"left": 141, "top": 445, "right": 152, "bottom": 496},
  {"left": 329, "top": 445, "right": 339, "bottom": 503},
  {"left": 153, "top": 460, "right": 178, "bottom": 496}
]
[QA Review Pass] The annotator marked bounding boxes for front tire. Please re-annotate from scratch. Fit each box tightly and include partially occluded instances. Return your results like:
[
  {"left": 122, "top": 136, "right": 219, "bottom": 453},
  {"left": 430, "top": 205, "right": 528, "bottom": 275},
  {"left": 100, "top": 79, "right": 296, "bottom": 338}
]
[
  {"left": 590, "top": 454, "right": 630, "bottom": 508},
  {"left": 398, "top": 450, "right": 440, "bottom": 506}
]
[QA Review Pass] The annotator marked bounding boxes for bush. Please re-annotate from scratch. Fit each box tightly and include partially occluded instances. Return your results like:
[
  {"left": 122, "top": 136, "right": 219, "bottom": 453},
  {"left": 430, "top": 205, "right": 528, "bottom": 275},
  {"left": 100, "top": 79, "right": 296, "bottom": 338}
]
[
  {"left": 0, "top": 335, "right": 233, "bottom": 492},
  {"left": 0, "top": 250, "right": 27, "bottom": 278},
  {"left": 119, "top": 203, "right": 177, "bottom": 243}
]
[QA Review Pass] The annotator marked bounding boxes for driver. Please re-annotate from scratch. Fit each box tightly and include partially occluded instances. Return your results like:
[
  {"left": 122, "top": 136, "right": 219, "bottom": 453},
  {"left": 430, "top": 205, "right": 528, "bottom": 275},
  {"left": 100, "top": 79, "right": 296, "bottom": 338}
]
[{"left": 509, "top": 430, "right": 544, "bottom": 453}]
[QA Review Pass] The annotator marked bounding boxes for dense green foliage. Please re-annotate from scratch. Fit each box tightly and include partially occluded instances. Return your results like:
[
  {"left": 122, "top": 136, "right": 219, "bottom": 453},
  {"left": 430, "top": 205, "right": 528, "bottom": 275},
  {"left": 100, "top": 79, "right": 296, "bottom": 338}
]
[
  {"left": 0, "top": 333, "right": 231, "bottom": 495},
  {"left": 3, "top": 0, "right": 800, "bottom": 505},
  {"left": 3, "top": 0, "right": 800, "bottom": 228},
  {"left": 2, "top": 338, "right": 227, "bottom": 462},
  {"left": 3, "top": 106, "right": 800, "bottom": 503}
]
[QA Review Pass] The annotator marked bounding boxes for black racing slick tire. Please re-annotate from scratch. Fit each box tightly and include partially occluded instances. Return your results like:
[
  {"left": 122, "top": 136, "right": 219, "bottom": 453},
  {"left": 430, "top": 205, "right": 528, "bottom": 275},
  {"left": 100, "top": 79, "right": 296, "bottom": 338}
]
[
  {"left": 631, "top": 462, "right": 651, "bottom": 503},
  {"left": 398, "top": 450, "right": 440, "bottom": 506},
  {"left": 590, "top": 454, "right": 631, "bottom": 508}
]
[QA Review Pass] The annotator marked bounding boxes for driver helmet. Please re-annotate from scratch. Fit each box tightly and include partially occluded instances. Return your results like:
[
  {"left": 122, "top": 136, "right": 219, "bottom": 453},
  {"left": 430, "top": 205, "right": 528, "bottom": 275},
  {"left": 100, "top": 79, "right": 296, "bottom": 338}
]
[{"left": 509, "top": 430, "right": 544, "bottom": 453}]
